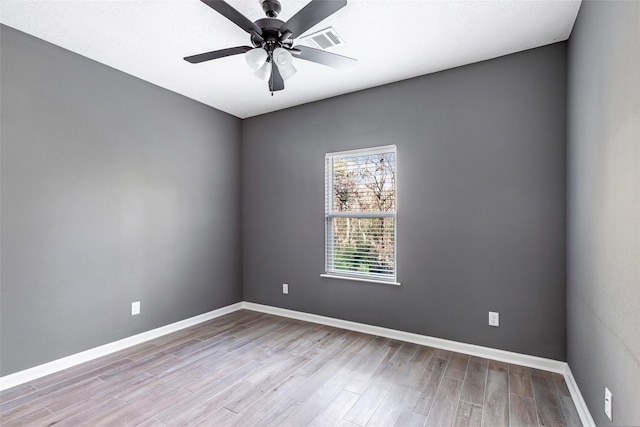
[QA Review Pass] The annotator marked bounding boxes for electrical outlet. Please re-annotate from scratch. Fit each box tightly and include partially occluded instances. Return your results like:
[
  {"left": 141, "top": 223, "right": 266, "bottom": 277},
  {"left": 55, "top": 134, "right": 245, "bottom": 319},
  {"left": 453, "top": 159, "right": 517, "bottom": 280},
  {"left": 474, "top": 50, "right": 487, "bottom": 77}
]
[
  {"left": 605, "top": 387, "right": 612, "bottom": 420},
  {"left": 131, "top": 301, "right": 141, "bottom": 316},
  {"left": 489, "top": 311, "right": 499, "bottom": 327},
  {"left": 282, "top": 283, "right": 289, "bottom": 294}
]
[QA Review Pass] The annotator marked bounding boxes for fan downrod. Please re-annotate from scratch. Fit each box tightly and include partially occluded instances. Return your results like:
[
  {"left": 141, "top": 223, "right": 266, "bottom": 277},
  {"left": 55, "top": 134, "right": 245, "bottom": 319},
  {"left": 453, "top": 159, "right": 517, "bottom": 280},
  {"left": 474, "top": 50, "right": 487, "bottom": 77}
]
[{"left": 261, "top": 0, "right": 281, "bottom": 18}]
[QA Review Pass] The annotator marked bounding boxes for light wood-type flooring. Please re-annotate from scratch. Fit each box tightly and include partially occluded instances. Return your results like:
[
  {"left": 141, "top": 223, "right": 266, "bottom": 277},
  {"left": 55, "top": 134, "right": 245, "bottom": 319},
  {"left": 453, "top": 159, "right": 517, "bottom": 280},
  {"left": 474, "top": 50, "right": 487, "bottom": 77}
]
[{"left": 0, "top": 310, "right": 581, "bottom": 426}]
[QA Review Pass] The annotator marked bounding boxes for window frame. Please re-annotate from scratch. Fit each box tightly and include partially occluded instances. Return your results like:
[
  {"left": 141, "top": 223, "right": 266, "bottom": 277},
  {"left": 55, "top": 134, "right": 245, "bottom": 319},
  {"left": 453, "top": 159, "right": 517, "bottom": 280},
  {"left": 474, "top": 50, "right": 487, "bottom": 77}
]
[{"left": 322, "top": 144, "right": 399, "bottom": 286}]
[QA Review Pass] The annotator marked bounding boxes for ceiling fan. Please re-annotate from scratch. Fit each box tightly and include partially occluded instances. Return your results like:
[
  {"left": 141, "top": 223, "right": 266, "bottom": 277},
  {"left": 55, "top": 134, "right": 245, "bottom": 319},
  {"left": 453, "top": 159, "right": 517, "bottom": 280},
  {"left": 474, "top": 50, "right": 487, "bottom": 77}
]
[{"left": 184, "top": 0, "right": 358, "bottom": 93}]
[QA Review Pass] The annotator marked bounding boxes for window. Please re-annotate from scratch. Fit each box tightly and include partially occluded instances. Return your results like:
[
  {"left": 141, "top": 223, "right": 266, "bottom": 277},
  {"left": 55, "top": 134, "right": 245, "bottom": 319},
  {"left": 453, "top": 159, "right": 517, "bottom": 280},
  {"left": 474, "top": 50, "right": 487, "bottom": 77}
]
[{"left": 324, "top": 145, "right": 398, "bottom": 284}]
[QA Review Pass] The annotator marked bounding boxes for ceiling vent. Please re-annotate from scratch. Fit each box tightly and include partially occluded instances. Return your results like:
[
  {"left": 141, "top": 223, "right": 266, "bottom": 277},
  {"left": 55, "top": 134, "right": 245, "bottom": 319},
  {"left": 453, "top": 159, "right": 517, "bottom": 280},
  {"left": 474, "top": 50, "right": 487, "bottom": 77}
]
[{"left": 299, "top": 27, "right": 345, "bottom": 50}]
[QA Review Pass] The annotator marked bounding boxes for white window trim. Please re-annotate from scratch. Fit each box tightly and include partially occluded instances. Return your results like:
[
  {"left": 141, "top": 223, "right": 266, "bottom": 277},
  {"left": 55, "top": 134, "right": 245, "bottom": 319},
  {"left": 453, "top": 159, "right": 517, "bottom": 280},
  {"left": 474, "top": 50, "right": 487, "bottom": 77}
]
[
  {"left": 326, "top": 145, "right": 397, "bottom": 158},
  {"left": 324, "top": 144, "right": 398, "bottom": 285},
  {"left": 320, "top": 273, "right": 401, "bottom": 286}
]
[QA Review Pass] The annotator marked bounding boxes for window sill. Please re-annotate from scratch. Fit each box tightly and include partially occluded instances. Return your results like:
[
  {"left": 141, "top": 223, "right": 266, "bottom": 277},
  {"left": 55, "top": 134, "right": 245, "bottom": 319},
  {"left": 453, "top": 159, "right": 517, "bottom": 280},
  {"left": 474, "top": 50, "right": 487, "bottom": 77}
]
[{"left": 320, "top": 274, "right": 401, "bottom": 286}]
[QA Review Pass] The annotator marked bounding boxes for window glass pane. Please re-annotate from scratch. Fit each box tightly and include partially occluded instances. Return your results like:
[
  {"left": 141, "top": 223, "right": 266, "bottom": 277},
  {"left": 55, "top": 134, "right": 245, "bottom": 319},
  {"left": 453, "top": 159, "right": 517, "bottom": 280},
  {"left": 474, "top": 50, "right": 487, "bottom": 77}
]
[
  {"left": 328, "top": 217, "right": 395, "bottom": 277},
  {"left": 332, "top": 152, "right": 395, "bottom": 213}
]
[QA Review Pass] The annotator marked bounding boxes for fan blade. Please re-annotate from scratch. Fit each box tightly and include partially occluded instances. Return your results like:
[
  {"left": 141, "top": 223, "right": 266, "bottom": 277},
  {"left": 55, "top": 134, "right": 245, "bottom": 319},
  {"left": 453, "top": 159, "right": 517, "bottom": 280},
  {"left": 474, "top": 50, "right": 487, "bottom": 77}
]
[
  {"left": 291, "top": 46, "right": 357, "bottom": 70},
  {"left": 269, "top": 64, "right": 285, "bottom": 92},
  {"left": 201, "top": 0, "right": 263, "bottom": 39},
  {"left": 282, "top": 0, "right": 347, "bottom": 39},
  {"left": 184, "top": 46, "right": 253, "bottom": 63}
]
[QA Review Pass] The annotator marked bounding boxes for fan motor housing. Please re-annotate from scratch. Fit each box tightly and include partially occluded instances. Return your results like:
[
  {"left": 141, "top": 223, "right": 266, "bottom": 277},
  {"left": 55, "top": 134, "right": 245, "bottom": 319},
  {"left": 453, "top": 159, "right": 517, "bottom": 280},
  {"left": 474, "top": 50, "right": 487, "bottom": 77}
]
[{"left": 251, "top": 18, "right": 291, "bottom": 48}]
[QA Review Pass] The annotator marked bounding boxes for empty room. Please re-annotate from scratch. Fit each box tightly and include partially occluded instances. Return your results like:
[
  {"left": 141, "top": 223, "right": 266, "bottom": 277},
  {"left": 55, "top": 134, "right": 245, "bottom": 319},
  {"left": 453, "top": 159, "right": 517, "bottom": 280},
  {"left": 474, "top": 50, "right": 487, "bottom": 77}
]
[{"left": 1, "top": 0, "right": 638, "bottom": 426}]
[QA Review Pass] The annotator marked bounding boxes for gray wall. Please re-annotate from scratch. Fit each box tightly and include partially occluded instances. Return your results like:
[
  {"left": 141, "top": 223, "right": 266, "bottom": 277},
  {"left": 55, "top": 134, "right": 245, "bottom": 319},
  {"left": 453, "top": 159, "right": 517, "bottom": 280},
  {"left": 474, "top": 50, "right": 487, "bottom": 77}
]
[
  {"left": 243, "top": 43, "right": 567, "bottom": 360},
  {"left": 567, "top": 1, "right": 640, "bottom": 425},
  {"left": 0, "top": 25, "right": 243, "bottom": 376}
]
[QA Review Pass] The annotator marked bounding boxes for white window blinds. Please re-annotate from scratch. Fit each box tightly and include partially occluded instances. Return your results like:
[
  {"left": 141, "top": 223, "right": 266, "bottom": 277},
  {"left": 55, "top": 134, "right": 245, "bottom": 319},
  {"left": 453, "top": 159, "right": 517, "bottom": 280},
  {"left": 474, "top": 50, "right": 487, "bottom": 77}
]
[{"left": 325, "top": 145, "right": 397, "bottom": 283}]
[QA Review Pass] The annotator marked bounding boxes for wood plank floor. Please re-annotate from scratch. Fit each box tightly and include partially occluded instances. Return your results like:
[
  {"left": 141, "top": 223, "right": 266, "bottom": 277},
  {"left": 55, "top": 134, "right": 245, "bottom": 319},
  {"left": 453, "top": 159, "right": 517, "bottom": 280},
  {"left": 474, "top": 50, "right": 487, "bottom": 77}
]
[{"left": 0, "top": 310, "right": 582, "bottom": 426}]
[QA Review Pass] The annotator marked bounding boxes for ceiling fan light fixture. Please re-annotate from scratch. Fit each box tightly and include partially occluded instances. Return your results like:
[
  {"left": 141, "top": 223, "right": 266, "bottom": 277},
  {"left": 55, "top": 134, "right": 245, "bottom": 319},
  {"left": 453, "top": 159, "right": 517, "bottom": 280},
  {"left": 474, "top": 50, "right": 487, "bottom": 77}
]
[
  {"left": 245, "top": 47, "right": 268, "bottom": 71},
  {"left": 185, "top": 0, "right": 356, "bottom": 92},
  {"left": 254, "top": 60, "right": 273, "bottom": 81},
  {"left": 278, "top": 62, "right": 297, "bottom": 80},
  {"left": 273, "top": 47, "right": 293, "bottom": 67},
  {"left": 273, "top": 47, "right": 297, "bottom": 80}
]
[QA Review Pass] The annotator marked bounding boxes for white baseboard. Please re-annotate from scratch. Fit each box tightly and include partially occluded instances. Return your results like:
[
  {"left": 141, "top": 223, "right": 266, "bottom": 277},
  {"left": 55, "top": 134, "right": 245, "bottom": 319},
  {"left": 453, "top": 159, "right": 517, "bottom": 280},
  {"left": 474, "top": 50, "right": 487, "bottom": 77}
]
[
  {"left": 242, "top": 302, "right": 595, "bottom": 427},
  {"left": 563, "top": 364, "right": 597, "bottom": 427},
  {"left": 242, "top": 302, "right": 566, "bottom": 372},
  {"left": 0, "top": 300, "right": 596, "bottom": 427},
  {"left": 0, "top": 302, "right": 243, "bottom": 391}
]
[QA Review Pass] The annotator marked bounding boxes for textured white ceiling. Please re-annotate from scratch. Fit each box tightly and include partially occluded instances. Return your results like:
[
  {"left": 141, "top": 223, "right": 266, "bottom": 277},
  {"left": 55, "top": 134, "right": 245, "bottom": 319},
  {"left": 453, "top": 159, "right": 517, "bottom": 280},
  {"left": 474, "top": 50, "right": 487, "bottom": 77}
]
[{"left": 1, "top": 0, "right": 581, "bottom": 118}]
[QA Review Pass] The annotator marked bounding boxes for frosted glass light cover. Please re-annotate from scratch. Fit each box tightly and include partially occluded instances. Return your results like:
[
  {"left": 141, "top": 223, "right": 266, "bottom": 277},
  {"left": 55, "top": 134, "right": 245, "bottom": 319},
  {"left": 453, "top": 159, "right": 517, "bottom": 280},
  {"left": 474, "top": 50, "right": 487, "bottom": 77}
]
[
  {"left": 245, "top": 48, "right": 268, "bottom": 70},
  {"left": 278, "top": 63, "right": 297, "bottom": 80},
  {"left": 273, "top": 48, "right": 293, "bottom": 67},
  {"left": 273, "top": 48, "right": 297, "bottom": 80},
  {"left": 254, "top": 61, "right": 272, "bottom": 81}
]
